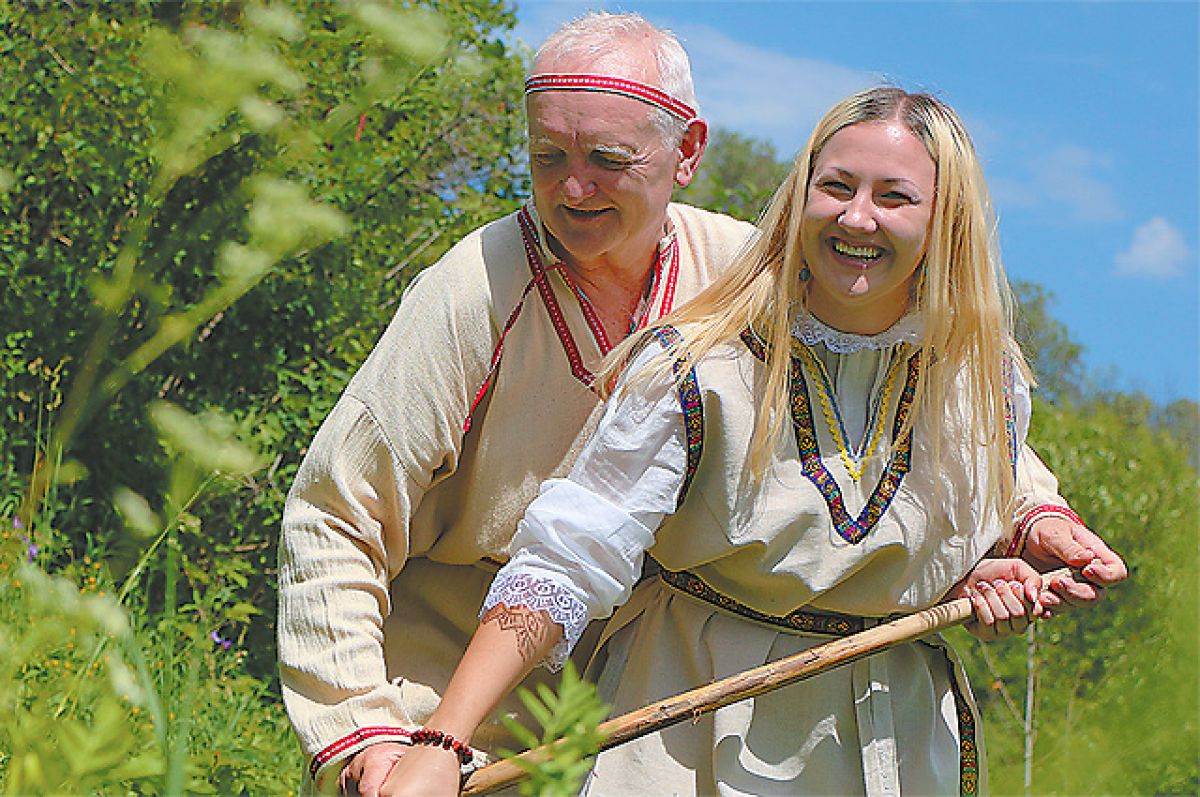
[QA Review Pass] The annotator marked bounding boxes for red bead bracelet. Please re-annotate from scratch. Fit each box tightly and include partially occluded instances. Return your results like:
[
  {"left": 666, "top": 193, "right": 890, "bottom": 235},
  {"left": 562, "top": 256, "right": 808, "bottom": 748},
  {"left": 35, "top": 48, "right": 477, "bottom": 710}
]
[{"left": 410, "top": 727, "right": 474, "bottom": 765}]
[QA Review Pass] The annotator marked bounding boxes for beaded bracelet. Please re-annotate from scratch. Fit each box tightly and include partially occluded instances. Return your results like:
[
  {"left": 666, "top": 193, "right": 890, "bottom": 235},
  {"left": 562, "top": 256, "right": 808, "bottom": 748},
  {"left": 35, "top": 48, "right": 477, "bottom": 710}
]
[{"left": 410, "top": 727, "right": 474, "bottom": 765}]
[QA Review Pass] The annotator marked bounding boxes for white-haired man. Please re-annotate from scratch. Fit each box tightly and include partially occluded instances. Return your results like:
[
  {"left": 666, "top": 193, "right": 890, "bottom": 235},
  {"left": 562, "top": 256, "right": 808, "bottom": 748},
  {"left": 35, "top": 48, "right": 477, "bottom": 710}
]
[
  {"left": 277, "top": 12, "right": 754, "bottom": 794},
  {"left": 278, "top": 12, "right": 1125, "bottom": 795}
]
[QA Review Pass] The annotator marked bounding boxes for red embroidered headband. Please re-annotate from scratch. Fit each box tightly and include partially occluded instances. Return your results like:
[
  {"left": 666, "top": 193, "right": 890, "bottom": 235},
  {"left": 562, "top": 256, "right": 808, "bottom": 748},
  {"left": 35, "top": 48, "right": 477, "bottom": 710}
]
[{"left": 524, "top": 73, "right": 696, "bottom": 122}]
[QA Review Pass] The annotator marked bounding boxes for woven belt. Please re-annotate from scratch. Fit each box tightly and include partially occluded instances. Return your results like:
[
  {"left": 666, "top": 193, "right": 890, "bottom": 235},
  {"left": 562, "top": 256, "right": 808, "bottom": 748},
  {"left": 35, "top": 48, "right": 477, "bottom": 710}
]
[{"left": 660, "top": 569, "right": 881, "bottom": 637}]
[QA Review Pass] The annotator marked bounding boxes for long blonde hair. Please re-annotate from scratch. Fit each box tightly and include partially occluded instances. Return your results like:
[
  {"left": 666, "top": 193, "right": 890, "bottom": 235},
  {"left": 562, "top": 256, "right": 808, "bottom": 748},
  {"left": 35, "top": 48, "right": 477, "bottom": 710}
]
[{"left": 604, "top": 86, "right": 1030, "bottom": 514}]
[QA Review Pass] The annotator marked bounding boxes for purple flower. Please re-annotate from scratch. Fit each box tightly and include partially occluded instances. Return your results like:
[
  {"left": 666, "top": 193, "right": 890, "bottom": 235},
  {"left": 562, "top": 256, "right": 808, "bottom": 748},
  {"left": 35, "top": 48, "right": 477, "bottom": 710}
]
[
  {"left": 12, "top": 516, "right": 23, "bottom": 531},
  {"left": 209, "top": 630, "right": 233, "bottom": 651},
  {"left": 17, "top": 533, "right": 37, "bottom": 562}
]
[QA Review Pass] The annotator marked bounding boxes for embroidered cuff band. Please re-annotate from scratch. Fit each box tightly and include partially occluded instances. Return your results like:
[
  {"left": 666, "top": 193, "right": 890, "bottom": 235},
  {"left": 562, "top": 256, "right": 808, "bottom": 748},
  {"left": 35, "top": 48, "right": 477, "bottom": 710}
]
[
  {"left": 525, "top": 73, "right": 697, "bottom": 122},
  {"left": 1006, "top": 503, "right": 1085, "bottom": 557}
]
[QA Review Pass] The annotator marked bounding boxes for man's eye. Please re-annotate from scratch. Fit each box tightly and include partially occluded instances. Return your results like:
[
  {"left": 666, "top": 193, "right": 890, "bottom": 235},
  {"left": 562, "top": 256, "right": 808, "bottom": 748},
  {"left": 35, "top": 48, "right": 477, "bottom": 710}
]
[
  {"left": 594, "top": 153, "right": 632, "bottom": 170},
  {"left": 531, "top": 152, "right": 562, "bottom": 167}
]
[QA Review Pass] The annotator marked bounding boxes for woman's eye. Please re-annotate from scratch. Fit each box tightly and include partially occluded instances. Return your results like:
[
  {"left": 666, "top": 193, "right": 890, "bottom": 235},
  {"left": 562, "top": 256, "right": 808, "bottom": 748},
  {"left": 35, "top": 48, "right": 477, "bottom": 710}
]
[
  {"left": 821, "top": 180, "right": 852, "bottom": 196},
  {"left": 881, "top": 191, "right": 916, "bottom": 204}
]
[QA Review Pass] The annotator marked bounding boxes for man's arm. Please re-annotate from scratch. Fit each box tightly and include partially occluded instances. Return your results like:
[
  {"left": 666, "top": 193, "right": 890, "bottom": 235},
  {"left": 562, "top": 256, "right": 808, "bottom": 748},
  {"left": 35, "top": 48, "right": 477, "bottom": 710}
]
[{"left": 277, "top": 240, "right": 499, "bottom": 788}]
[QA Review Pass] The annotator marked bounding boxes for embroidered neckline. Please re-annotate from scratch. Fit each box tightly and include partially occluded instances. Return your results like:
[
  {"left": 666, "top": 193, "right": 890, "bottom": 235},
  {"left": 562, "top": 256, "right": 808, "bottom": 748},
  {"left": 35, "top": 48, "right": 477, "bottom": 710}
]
[
  {"left": 522, "top": 203, "right": 681, "bottom": 358},
  {"left": 795, "top": 341, "right": 901, "bottom": 482},
  {"left": 793, "top": 312, "right": 924, "bottom": 354},
  {"left": 741, "top": 328, "right": 920, "bottom": 545}
]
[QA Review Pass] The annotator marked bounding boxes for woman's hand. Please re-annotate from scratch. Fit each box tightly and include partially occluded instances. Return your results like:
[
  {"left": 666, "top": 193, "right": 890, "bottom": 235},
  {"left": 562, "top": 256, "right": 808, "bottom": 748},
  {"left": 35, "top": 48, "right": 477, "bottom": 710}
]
[
  {"left": 950, "top": 558, "right": 1049, "bottom": 641},
  {"left": 338, "top": 742, "right": 409, "bottom": 797},
  {"left": 376, "top": 744, "right": 462, "bottom": 797},
  {"left": 1023, "top": 515, "right": 1128, "bottom": 608}
]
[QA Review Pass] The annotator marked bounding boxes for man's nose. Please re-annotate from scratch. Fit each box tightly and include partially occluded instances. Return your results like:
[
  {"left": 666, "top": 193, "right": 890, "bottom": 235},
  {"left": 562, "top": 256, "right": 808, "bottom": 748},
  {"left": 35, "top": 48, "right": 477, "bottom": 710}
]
[{"left": 560, "top": 166, "right": 597, "bottom": 203}]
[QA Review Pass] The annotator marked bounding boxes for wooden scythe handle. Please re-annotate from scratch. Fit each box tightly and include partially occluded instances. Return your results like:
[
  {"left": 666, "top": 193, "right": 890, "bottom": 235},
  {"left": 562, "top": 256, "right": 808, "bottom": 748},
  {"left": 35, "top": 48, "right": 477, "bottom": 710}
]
[{"left": 461, "top": 567, "right": 1071, "bottom": 796}]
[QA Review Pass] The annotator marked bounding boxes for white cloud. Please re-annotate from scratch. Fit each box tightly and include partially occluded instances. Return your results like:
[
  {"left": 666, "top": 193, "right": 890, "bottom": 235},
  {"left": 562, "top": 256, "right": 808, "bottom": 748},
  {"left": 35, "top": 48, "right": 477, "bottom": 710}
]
[
  {"left": 1114, "top": 217, "right": 1193, "bottom": 278},
  {"left": 992, "top": 144, "right": 1123, "bottom": 223},
  {"left": 1034, "top": 146, "right": 1123, "bottom": 222},
  {"left": 677, "top": 24, "right": 878, "bottom": 158}
]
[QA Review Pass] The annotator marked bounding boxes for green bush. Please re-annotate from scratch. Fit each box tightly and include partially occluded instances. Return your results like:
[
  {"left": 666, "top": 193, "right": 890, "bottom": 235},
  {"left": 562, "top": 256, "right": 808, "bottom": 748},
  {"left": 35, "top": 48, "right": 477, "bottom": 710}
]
[{"left": 1, "top": 1, "right": 527, "bottom": 792}]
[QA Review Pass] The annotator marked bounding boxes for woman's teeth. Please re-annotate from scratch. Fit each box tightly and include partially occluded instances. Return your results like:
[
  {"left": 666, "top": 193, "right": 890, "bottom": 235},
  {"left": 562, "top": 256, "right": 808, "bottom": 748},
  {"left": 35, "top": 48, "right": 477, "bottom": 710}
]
[{"left": 833, "top": 240, "right": 882, "bottom": 260}]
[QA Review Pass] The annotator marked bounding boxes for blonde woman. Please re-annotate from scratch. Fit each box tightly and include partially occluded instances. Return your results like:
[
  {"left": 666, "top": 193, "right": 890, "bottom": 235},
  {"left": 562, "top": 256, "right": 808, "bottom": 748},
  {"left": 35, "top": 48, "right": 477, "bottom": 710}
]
[{"left": 382, "top": 88, "right": 1125, "bottom": 796}]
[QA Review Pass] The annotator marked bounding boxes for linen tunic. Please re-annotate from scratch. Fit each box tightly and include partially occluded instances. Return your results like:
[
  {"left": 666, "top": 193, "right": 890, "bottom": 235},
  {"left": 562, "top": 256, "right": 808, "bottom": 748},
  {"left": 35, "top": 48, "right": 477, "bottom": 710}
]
[
  {"left": 276, "top": 202, "right": 754, "bottom": 784},
  {"left": 487, "top": 316, "right": 1072, "bottom": 796}
]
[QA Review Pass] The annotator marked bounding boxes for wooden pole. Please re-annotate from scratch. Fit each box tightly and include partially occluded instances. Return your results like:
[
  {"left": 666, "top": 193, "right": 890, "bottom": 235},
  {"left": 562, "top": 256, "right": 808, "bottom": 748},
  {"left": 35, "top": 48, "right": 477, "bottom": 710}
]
[{"left": 461, "top": 568, "right": 1069, "bottom": 796}]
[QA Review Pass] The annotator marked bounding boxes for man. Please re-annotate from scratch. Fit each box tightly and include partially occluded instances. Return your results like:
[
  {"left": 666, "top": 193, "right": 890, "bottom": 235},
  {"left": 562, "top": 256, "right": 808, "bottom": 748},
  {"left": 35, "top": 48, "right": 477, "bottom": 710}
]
[
  {"left": 278, "top": 12, "right": 1126, "bottom": 795},
  {"left": 277, "top": 13, "right": 753, "bottom": 794}
]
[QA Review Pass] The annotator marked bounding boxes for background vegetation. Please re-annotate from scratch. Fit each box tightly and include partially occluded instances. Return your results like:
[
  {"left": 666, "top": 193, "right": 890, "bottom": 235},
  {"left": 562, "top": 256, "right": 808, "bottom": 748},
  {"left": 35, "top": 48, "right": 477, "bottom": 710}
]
[{"left": 1, "top": 2, "right": 1195, "bottom": 795}]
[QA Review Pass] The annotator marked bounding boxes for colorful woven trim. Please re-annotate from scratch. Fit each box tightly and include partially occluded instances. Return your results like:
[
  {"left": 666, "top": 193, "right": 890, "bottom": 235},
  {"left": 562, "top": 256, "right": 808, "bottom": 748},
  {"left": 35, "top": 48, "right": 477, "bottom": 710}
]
[
  {"left": 797, "top": 342, "right": 900, "bottom": 482},
  {"left": 309, "top": 726, "right": 413, "bottom": 777},
  {"left": 660, "top": 569, "right": 875, "bottom": 636},
  {"left": 740, "top": 328, "right": 919, "bottom": 545},
  {"left": 935, "top": 648, "right": 981, "bottom": 796},
  {"left": 1007, "top": 503, "right": 1085, "bottom": 557},
  {"left": 525, "top": 73, "right": 696, "bottom": 121},
  {"left": 651, "top": 325, "right": 703, "bottom": 507}
]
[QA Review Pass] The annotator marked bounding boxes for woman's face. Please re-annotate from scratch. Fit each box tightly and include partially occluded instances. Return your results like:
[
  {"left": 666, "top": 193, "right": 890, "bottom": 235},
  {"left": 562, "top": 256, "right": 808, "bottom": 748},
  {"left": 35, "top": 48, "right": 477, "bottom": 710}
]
[{"left": 800, "top": 120, "right": 936, "bottom": 334}]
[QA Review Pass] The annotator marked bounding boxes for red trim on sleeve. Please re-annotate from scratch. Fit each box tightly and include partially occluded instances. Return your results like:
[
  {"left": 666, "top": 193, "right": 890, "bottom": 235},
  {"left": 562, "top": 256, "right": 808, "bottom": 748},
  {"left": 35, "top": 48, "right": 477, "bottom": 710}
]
[{"left": 309, "top": 726, "right": 413, "bottom": 777}]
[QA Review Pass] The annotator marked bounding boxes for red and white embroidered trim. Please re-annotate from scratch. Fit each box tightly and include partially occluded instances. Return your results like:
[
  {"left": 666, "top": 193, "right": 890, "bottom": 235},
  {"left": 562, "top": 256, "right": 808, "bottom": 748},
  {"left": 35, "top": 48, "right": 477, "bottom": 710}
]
[
  {"left": 462, "top": 207, "right": 683, "bottom": 432},
  {"left": 309, "top": 726, "right": 413, "bottom": 776},
  {"left": 525, "top": 73, "right": 696, "bottom": 121},
  {"left": 1007, "top": 503, "right": 1086, "bottom": 556}
]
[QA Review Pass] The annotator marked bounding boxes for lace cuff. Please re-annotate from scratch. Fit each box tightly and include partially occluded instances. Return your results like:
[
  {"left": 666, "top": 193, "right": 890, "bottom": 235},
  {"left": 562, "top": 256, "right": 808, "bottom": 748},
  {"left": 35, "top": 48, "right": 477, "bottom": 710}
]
[{"left": 480, "top": 571, "right": 589, "bottom": 672}]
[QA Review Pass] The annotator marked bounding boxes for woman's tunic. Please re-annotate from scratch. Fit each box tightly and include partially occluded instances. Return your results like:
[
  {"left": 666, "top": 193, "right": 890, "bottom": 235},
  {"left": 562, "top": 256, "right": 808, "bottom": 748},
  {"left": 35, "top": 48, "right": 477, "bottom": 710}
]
[{"left": 485, "top": 315, "right": 1071, "bottom": 796}]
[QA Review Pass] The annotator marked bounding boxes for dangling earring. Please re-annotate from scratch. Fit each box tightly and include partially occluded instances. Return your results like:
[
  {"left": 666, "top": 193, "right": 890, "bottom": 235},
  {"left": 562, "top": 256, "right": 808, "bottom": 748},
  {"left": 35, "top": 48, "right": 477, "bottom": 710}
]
[{"left": 799, "top": 261, "right": 811, "bottom": 282}]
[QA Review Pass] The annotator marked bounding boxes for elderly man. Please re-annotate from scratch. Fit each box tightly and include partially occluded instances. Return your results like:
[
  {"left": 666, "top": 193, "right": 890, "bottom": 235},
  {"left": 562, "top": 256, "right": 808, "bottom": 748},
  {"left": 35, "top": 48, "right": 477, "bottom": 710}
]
[
  {"left": 277, "top": 12, "right": 753, "bottom": 793},
  {"left": 278, "top": 11, "right": 1125, "bottom": 796}
]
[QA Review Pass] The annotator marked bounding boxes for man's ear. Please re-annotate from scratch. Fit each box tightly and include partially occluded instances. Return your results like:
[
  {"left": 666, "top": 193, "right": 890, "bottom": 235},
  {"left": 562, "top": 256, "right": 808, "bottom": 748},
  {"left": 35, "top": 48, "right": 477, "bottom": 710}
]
[{"left": 674, "top": 118, "right": 708, "bottom": 188}]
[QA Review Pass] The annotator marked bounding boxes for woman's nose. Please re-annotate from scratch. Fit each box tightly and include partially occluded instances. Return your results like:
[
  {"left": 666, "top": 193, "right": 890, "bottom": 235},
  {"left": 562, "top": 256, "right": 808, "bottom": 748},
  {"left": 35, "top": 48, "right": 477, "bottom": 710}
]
[{"left": 838, "top": 193, "right": 878, "bottom": 233}]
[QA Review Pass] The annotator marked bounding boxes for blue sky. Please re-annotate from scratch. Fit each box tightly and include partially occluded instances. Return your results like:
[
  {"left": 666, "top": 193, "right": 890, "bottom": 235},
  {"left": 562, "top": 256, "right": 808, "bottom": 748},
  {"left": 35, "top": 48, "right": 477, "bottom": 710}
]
[{"left": 512, "top": 1, "right": 1200, "bottom": 404}]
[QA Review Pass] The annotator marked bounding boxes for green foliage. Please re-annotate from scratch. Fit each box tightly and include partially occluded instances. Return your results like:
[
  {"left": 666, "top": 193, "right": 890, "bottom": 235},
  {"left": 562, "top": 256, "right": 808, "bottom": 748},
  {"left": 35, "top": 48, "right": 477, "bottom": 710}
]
[
  {"left": 499, "top": 661, "right": 611, "bottom": 797},
  {"left": 1, "top": 0, "right": 527, "bottom": 793},
  {"left": 1012, "top": 281, "right": 1087, "bottom": 405},
  {"left": 677, "top": 127, "right": 792, "bottom": 223},
  {"left": 951, "top": 395, "right": 1199, "bottom": 795}
]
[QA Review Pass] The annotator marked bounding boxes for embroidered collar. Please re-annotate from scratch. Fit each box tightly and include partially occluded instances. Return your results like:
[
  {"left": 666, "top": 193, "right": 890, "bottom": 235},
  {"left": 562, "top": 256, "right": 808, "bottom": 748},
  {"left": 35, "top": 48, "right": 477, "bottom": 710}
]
[{"left": 793, "top": 311, "right": 924, "bottom": 354}]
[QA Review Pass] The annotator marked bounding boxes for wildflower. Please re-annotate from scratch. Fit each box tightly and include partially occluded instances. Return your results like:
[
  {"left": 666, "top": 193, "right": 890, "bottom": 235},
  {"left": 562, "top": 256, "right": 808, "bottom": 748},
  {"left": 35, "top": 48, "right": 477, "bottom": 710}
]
[
  {"left": 10, "top": 517, "right": 37, "bottom": 560},
  {"left": 209, "top": 629, "right": 233, "bottom": 651},
  {"left": 19, "top": 535, "right": 38, "bottom": 562}
]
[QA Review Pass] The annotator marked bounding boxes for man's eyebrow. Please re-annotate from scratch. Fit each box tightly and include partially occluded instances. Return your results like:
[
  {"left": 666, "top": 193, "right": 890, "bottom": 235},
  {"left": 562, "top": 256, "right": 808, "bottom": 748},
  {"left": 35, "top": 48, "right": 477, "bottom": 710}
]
[{"left": 592, "top": 143, "right": 639, "bottom": 158}]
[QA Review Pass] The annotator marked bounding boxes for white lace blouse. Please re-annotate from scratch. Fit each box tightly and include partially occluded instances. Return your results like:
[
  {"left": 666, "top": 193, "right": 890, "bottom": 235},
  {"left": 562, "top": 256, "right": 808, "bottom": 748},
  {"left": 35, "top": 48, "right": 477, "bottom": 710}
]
[{"left": 482, "top": 314, "right": 1032, "bottom": 669}]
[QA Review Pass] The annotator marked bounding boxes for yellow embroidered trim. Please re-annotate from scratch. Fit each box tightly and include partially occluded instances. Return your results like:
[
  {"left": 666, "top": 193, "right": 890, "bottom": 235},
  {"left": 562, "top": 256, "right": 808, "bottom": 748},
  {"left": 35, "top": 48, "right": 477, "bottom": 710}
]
[{"left": 794, "top": 342, "right": 901, "bottom": 481}]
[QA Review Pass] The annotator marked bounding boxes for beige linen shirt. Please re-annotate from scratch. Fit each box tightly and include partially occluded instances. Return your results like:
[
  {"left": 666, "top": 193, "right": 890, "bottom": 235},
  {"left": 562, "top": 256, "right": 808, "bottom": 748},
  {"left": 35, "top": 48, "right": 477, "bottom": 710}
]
[{"left": 276, "top": 202, "right": 753, "bottom": 784}]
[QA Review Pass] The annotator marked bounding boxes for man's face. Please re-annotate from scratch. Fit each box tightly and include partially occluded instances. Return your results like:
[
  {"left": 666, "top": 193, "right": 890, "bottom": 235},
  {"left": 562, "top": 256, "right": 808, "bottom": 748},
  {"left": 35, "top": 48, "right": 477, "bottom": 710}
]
[{"left": 527, "top": 88, "right": 684, "bottom": 272}]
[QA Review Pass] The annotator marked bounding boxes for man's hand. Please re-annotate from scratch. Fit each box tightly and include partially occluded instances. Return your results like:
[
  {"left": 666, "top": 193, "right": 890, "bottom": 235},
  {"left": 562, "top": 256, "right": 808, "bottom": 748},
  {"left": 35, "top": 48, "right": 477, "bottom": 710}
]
[
  {"left": 338, "top": 742, "right": 409, "bottom": 797},
  {"left": 949, "top": 558, "right": 1049, "bottom": 642},
  {"left": 1023, "top": 515, "right": 1128, "bottom": 609}
]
